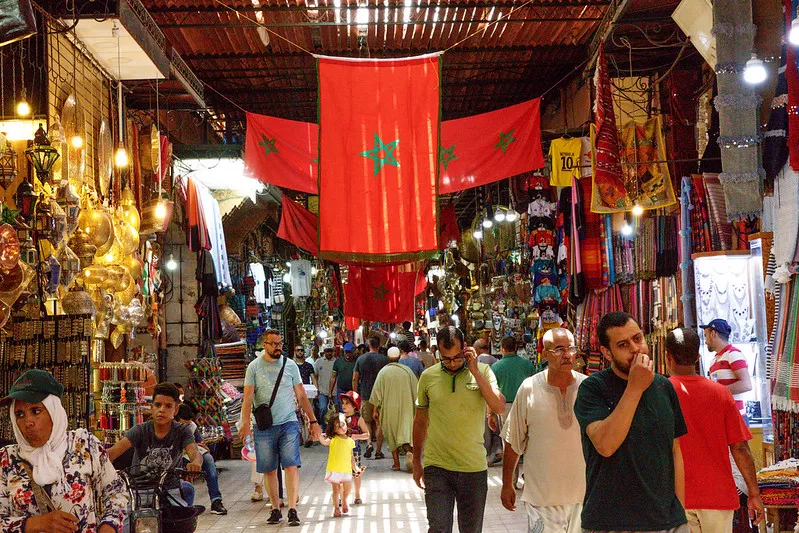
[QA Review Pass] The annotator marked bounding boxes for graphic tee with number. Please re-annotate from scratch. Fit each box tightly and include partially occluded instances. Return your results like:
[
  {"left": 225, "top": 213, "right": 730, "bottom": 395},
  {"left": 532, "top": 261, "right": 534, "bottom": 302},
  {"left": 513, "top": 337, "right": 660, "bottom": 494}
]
[{"left": 548, "top": 137, "right": 582, "bottom": 187}]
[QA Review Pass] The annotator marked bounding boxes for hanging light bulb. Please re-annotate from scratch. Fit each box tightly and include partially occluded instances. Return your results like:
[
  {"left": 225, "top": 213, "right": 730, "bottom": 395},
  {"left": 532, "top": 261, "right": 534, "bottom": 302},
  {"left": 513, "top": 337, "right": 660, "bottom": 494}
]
[
  {"left": 311, "top": 266, "right": 318, "bottom": 275},
  {"left": 482, "top": 218, "right": 493, "bottom": 228},
  {"left": 285, "top": 261, "right": 291, "bottom": 267},
  {"left": 621, "top": 222, "right": 634, "bottom": 237},
  {"left": 389, "top": 331, "right": 397, "bottom": 340},
  {"left": 506, "top": 209, "right": 518, "bottom": 222},
  {"left": 16, "top": 99, "right": 30, "bottom": 117},
  {"left": 743, "top": 54, "right": 767, "bottom": 85},
  {"left": 70, "top": 135, "right": 83, "bottom": 149},
  {"left": 114, "top": 147, "right": 129, "bottom": 167},
  {"left": 473, "top": 228, "right": 483, "bottom": 239},
  {"left": 631, "top": 203, "right": 644, "bottom": 217},
  {"left": 494, "top": 207, "right": 506, "bottom": 222},
  {"left": 282, "top": 272, "right": 291, "bottom": 283},
  {"left": 165, "top": 254, "right": 178, "bottom": 271},
  {"left": 791, "top": 18, "right": 799, "bottom": 46},
  {"left": 319, "top": 330, "right": 329, "bottom": 339}
]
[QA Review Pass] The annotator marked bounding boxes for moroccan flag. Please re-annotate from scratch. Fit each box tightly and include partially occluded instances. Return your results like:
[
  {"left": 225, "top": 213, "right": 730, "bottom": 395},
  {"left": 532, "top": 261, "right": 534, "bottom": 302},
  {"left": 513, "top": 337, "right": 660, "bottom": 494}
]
[
  {"left": 344, "top": 265, "right": 423, "bottom": 323},
  {"left": 245, "top": 112, "right": 318, "bottom": 194},
  {"left": 318, "top": 54, "right": 441, "bottom": 262},
  {"left": 439, "top": 99, "right": 544, "bottom": 194},
  {"left": 276, "top": 196, "right": 319, "bottom": 255}
]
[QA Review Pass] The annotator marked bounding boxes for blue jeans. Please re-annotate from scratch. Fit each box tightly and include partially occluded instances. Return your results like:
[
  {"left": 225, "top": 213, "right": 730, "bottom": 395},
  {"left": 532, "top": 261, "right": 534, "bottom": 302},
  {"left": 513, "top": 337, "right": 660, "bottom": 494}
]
[
  {"left": 317, "top": 394, "right": 330, "bottom": 431},
  {"left": 180, "top": 481, "right": 195, "bottom": 506},
  {"left": 424, "top": 466, "right": 487, "bottom": 533},
  {"left": 202, "top": 452, "right": 222, "bottom": 502},
  {"left": 253, "top": 421, "right": 302, "bottom": 473}
]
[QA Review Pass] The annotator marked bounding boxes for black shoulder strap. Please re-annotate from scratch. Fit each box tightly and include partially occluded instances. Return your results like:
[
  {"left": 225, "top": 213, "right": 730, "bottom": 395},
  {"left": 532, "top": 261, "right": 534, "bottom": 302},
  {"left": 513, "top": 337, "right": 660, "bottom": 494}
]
[{"left": 268, "top": 357, "right": 288, "bottom": 408}]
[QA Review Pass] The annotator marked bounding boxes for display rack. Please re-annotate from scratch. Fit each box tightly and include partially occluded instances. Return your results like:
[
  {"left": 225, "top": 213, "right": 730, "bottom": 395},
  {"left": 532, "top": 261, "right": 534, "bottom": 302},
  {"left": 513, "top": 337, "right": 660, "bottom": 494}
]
[
  {"left": 185, "top": 357, "right": 226, "bottom": 444},
  {"left": 0, "top": 315, "right": 94, "bottom": 445},
  {"left": 215, "top": 340, "right": 247, "bottom": 385},
  {"left": 95, "top": 362, "right": 148, "bottom": 445}
]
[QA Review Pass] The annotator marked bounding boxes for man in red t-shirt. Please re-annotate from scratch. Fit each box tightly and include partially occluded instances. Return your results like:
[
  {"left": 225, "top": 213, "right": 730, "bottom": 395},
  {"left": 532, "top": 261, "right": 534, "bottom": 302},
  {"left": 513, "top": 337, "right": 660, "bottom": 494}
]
[
  {"left": 699, "top": 319, "right": 752, "bottom": 411},
  {"left": 666, "top": 328, "right": 763, "bottom": 533}
]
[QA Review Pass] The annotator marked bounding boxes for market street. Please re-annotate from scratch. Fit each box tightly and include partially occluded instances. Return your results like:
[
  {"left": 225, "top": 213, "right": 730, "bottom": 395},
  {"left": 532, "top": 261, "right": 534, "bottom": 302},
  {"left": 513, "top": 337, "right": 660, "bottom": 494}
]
[{"left": 193, "top": 445, "right": 527, "bottom": 532}]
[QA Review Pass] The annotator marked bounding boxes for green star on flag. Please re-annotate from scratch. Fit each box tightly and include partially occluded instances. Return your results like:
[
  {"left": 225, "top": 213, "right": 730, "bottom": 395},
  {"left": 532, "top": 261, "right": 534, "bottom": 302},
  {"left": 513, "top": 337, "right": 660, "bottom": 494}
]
[
  {"left": 373, "top": 283, "right": 390, "bottom": 301},
  {"left": 439, "top": 144, "right": 457, "bottom": 170},
  {"left": 259, "top": 135, "right": 279, "bottom": 157},
  {"left": 495, "top": 129, "right": 516, "bottom": 153},
  {"left": 360, "top": 133, "right": 400, "bottom": 176}
]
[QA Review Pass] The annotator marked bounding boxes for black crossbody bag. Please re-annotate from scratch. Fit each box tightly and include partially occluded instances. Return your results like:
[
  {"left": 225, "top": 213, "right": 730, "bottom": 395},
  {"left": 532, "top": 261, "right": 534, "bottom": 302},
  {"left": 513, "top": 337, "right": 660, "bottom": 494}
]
[{"left": 253, "top": 357, "right": 287, "bottom": 430}]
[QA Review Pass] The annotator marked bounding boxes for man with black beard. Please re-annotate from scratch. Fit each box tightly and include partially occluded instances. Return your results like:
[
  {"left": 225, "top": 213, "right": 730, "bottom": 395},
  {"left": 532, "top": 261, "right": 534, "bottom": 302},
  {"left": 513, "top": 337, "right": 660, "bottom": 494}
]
[{"left": 574, "top": 312, "right": 689, "bottom": 533}]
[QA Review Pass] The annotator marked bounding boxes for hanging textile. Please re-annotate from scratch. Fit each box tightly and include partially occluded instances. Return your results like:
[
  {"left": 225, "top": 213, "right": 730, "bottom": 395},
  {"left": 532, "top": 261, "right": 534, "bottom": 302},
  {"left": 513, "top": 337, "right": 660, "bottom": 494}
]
[
  {"left": 244, "top": 112, "right": 319, "bottom": 194},
  {"left": 763, "top": 46, "right": 789, "bottom": 192},
  {"left": 343, "top": 265, "right": 423, "bottom": 323},
  {"left": 590, "top": 43, "right": 627, "bottom": 211},
  {"left": 772, "top": 164, "right": 799, "bottom": 265},
  {"left": 569, "top": 176, "right": 586, "bottom": 305},
  {"left": 439, "top": 99, "right": 545, "bottom": 193},
  {"left": 679, "top": 177, "right": 696, "bottom": 326},
  {"left": 180, "top": 176, "right": 210, "bottom": 252},
  {"left": 438, "top": 205, "right": 462, "bottom": 250},
  {"left": 788, "top": 0, "right": 799, "bottom": 171},
  {"left": 703, "top": 174, "right": 733, "bottom": 251},
  {"left": 276, "top": 196, "right": 320, "bottom": 256},
  {"left": 689, "top": 175, "right": 713, "bottom": 254},
  {"left": 197, "top": 182, "right": 232, "bottom": 288},
  {"left": 580, "top": 178, "right": 604, "bottom": 291},
  {"left": 317, "top": 54, "right": 440, "bottom": 262},
  {"left": 591, "top": 116, "right": 677, "bottom": 213},
  {"left": 289, "top": 259, "right": 312, "bottom": 297}
]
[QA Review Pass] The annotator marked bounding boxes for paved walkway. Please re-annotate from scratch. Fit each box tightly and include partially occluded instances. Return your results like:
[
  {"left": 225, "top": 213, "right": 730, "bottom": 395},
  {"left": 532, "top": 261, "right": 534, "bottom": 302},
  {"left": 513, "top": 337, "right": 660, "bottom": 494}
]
[{"left": 193, "top": 444, "right": 527, "bottom": 532}]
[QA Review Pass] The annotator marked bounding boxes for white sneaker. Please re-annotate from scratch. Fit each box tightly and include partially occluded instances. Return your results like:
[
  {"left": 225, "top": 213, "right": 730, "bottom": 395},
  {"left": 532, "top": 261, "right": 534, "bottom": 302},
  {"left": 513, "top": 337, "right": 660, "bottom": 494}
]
[
  {"left": 405, "top": 452, "right": 414, "bottom": 473},
  {"left": 250, "top": 490, "right": 264, "bottom": 502}
]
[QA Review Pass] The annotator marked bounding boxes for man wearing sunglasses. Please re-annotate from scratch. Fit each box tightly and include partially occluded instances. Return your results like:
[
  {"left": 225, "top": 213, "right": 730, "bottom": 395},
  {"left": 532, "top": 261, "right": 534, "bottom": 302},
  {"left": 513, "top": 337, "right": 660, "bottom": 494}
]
[
  {"left": 412, "top": 326, "right": 506, "bottom": 533},
  {"left": 500, "top": 328, "right": 586, "bottom": 533}
]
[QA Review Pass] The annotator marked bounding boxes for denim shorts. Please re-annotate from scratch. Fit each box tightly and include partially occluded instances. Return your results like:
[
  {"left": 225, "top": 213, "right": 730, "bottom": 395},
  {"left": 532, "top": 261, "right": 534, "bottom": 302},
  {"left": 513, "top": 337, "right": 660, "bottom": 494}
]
[{"left": 254, "top": 421, "right": 302, "bottom": 474}]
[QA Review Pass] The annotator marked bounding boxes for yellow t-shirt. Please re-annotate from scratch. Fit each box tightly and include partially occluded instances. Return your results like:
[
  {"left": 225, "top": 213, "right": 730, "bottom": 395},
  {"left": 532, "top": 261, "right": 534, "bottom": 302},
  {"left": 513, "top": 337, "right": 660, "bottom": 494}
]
[
  {"left": 416, "top": 362, "right": 497, "bottom": 472},
  {"left": 326, "top": 436, "right": 355, "bottom": 473},
  {"left": 548, "top": 137, "right": 582, "bottom": 187}
]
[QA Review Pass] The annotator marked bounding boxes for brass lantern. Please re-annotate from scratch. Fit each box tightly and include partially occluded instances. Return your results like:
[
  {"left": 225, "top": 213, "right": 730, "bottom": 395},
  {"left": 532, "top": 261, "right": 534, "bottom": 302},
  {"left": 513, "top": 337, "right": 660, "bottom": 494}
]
[
  {"left": 0, "top": 136, "right": 17, "bottom": 189},
  {"left": 24, "top": 124, "right": 60, "bottom": 183},
  {"left": 15, "top": 179, "right": 37, "bottom": 221}
]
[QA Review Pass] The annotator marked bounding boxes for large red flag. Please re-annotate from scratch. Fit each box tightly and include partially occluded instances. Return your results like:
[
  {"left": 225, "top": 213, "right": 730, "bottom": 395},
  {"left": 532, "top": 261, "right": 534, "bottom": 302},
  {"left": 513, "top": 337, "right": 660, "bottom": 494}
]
[
  {"left": 344, "top": 265, "right": 422, "bottom": 323},
  {"left": 276, "top": 196, "right": 319, "bottom": 255},
  {"left": 439, "top": 99, "right": 544, "bottom": 194},
  {"left": 245, "top": 112, "right": 318, "bottom": 194},
  {"left": 318, "top": 55, "right": 440, "bottom": 263}
]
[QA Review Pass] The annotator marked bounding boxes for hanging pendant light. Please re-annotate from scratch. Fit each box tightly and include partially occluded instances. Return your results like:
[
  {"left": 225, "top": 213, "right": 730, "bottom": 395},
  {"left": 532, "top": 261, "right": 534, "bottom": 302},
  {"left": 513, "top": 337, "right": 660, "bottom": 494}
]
[{"left": 743, "top": 54, "right": 767, "bottom": 85}]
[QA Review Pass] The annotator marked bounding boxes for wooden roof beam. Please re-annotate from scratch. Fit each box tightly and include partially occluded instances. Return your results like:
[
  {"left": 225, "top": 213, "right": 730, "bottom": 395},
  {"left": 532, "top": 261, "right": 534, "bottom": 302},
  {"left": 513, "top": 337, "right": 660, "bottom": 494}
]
[{"left": 148, "top": 1, "right": 610, "bottom": 13}]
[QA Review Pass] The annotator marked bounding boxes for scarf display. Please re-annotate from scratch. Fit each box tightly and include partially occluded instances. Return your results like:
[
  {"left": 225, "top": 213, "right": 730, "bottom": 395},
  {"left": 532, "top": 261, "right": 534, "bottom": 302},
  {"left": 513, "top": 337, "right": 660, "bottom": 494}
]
[
  {"left": 764, "top": 46, "right": 789, "bottom": 192},
  {"left": 702, "top": 174, "right": 733, "bottom": 250},
  {"left": 679, "top": 177, "right": 696, "bottom": 327},
  {"left": 789, "top": 0, "right": 799, "bottom": 171},
  {"left": 11, "top": 395, "right": 69, "bottom": 486},
  {"left": 773, "top": 164, "right": 799, "bottom": 265},
  {"left": 580, "top": 177, "right": 605, "bottom": 291},
  {"left": 689, "top": 175, "right": 714, "bottom": 253}
]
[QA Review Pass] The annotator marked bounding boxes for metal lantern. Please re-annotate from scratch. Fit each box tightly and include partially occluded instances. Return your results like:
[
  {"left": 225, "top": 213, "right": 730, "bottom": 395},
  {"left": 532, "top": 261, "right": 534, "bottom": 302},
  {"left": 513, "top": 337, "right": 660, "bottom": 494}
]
[
  {"left": 19, "top": 233, "right": 37, "bottom": 266},
  {"left": 0, "top": 138, "right": 17, "bottom": 189},
  {"left": 24, "top": 124, "right": 60, "bottom": 183},
  {"left": 34, "top": 196, "right": 53, "bottom": 242},
  {"left": 15, "top": 179, "right": 37, "bottom": 220}
]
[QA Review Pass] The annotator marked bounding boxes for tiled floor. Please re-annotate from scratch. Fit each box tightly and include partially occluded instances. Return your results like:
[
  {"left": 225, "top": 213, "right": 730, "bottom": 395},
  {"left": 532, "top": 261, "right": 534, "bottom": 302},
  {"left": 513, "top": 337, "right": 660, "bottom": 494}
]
[{"left": 192, "top": 444, "right": 527, "bottom": 532}]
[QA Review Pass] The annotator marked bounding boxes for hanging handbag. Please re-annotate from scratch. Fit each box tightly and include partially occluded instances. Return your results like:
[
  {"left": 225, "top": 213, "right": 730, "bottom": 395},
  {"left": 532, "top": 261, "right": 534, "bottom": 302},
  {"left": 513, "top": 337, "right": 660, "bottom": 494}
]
[{"left": 253, "top": 357, "right": 287, "bottom": 431}]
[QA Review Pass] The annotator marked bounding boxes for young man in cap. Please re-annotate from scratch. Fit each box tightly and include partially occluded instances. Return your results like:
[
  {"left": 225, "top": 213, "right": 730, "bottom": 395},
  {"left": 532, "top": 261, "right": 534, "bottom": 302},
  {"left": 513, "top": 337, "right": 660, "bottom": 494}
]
[
  {"left": 699, "top": 319, "right": 752, "bottom": 413},
  {"left": 331, "top": 342, "right": 358, "bottom": 401}
]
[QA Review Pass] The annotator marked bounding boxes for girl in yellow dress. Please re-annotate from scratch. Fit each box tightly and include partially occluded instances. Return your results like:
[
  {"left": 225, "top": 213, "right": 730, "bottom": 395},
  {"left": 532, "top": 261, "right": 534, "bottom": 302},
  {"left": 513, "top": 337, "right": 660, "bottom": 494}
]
[{"left": 320, "top": 413, "right": 361, "bottom": 517}]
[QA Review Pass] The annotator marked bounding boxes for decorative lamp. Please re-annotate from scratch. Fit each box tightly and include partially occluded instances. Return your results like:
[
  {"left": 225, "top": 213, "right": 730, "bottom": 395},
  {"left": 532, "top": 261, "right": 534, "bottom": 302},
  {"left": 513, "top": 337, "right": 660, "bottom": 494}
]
[
  {"left": 0, "top": 135, "right": 18, "bottom": 189},
  {"left": 69, "top": 227, "right": 97, "bottom": 269},
  {"left": 24, "top": 124, "right": 60, "bottom": 183},
  {"left": 15, "top": 179, "right": 37, "bottom": 221},
  {"left": 34, "top": 196, "right": 53, "bottom": 241},
  {"left": 19, "top": 233, "right": 37, "bottom": 266},
  {"left": 56, "top": 181, "right": 81, "bottom": 234}
]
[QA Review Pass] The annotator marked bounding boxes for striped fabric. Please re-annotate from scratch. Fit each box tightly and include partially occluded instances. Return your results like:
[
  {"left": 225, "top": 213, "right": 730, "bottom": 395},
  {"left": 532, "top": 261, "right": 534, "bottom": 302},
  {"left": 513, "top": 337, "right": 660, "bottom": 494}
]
[
  {"left": 703, "top": 174, "right": 733, "bottom": 250},
  {"left": 709, "top": 345, "right": 748, "bottom": 409}
]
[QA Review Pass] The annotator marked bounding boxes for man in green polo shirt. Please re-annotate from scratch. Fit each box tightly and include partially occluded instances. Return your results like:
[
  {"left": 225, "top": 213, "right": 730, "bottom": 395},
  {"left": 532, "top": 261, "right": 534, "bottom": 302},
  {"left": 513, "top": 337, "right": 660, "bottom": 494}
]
[
  {"left": 412, "top": 326, "right": 506, "bottom": 533},
  {"left": 492, "top": 335, "right": 537, "bottom": 424}
]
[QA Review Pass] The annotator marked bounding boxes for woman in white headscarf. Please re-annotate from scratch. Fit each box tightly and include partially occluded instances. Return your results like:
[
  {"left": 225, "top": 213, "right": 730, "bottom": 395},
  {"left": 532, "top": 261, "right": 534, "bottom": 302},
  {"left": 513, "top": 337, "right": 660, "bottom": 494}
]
[{"left": 0, "top": 370, "right": 129, "bottom": 533}]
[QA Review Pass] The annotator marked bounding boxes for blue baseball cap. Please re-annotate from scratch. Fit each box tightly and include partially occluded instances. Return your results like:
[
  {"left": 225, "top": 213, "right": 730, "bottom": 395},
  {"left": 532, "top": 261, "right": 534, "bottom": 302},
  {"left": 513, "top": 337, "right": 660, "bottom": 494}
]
[
  {"left": 699, "top": 319, "right": 732, "bottom": 337},
  {"left": 343, "top": 342, "right": 355, "bottom": 352}
]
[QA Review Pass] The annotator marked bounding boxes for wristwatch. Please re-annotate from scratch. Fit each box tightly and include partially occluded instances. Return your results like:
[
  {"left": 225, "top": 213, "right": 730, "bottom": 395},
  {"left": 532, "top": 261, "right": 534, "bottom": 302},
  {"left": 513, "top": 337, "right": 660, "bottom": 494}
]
[{"left": 309, "top": 420, "right": 319, "bottom": 425}]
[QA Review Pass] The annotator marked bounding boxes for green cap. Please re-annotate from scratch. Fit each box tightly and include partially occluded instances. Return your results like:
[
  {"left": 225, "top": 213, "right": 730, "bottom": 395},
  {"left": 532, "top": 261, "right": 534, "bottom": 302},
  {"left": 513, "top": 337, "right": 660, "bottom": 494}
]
[{"left": 0, "top": 370, "right": 64, "bottom": 406}]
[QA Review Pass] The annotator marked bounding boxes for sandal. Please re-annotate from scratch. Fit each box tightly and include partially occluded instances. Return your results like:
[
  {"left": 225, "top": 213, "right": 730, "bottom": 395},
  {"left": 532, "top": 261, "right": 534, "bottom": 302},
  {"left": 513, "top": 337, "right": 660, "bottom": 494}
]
[
  {"left": 353, "top": 498, "right": 363, "bottom": 505},
  {"left": 374, "top": 452, "right": 385, "bottom": 460}
]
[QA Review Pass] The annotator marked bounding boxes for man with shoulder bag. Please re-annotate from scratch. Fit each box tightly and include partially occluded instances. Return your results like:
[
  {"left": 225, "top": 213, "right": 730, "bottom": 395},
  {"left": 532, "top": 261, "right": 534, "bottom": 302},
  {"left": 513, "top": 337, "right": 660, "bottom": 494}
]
[{"left": 241, "top": 329, "right": 321, "bottom": 527}]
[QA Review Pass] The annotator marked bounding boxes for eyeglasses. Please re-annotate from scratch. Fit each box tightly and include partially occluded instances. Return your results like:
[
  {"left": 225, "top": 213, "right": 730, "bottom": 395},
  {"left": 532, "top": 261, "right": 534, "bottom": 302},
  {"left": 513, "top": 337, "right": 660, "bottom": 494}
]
[
  {"left": 548, "top": 346, "right": 578, "bottom": 355},
  {"left": 440, "top": 352, "right": 464, "bottom": 363},
  {"left": 264, "top": 341, "right": 283, "bottom": 347}
]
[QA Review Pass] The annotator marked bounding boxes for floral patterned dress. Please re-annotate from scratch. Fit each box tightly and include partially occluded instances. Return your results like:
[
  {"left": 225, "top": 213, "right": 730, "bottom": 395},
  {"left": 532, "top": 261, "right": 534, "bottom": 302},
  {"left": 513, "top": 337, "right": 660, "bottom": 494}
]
[{"left": 0, "top": 428, "right": 128, "bottom": 533}]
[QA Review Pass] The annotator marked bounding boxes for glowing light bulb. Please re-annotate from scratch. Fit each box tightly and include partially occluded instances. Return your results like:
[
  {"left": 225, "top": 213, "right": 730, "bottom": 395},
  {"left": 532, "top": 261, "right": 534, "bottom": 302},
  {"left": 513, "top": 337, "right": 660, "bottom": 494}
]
[
  {"left": 743, "top": 54, "right": 766, "bottom": 85},
  {"left": 631, "top": 204, "right": 644, "bottom": 217},
  {"left": 494, "top": 209, "right": 506, "bottom": 222},
  {"left": 165, "top": 254, "right": 178, "bottom": 271},
  {"left": 154, "top": 201, "right": 167, "bottom": 220},
  {"left": 70, "top": 135, "right": 83, "bottom": 149},
  {"left": 282, "top": 272, "right": 291, "bottom": 283},
  {"left": 311, "top": 266, "right": 318, "bottom": 275},
  {"left": 473, "top": 229, "right": 483, "bottom": 239},
  {"left": 16, "top": 100, "right": 30, "bottom": 117},
  {"left": 482, "top": 219, "right": 493, "bottom": 229},
  {"left": 285, "top": 261, "right": 291, "bottom": 267},
  {"left": 319, "top": 330, "right": 328, "bottom": 339},
  {"left": 791, "top": 18, "right": 799, "bottom": 46},
  {"left": 506, "top": 210, "right": 518, "bottom": 222},
  {"left": 114, "top": 148, "right": 129, "bottom": 167},
  {"left": 621, "top": 222, "right": 634, "bottom": 237},
  {"left": 390, "top": 332, "right": 397, "bottom": 339}
]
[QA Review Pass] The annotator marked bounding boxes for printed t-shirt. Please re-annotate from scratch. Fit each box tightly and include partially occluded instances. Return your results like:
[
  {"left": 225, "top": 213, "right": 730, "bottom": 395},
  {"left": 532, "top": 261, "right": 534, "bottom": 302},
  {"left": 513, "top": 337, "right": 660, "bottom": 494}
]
[
  {"left": 549, "top": 138, "right": 583, "bottom": 187},
  {"left": 574, "top": 369, "right": 688, "bottom": 531},
  {"left": 491, "top": 353, "right": 537, "bottom": 403},
  {"left": 289, "top": 259, "right": 312, "bottom": 297},
  {"left": 669, "top": 375, "right": 752, "bottom": 510},
  {"left": 708, "top": 345, "right": 749, "bottom": 410},
  {"left": 297, "top": 360, "right": 315, "bottom": 385},
  {"left": 416, "top": 362, "right": 497, "bottom": 472},
  {"left": 125, "top": 421, "right": 194, "bottom": 489},
  {"left": 354, "top": 352, "right": 389, "bottom": 401},
  {"left": 244, "top": 356, "right": 302, "bottom": 425},
  {"left": 333, "top": 356, "right": 357, "bottom": 392},
  {"left": 326, "top": 436, "right": 355, "bottom": 473},
  {"left": 503, "top": 370, "right": 587, "bottom": 507}
]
